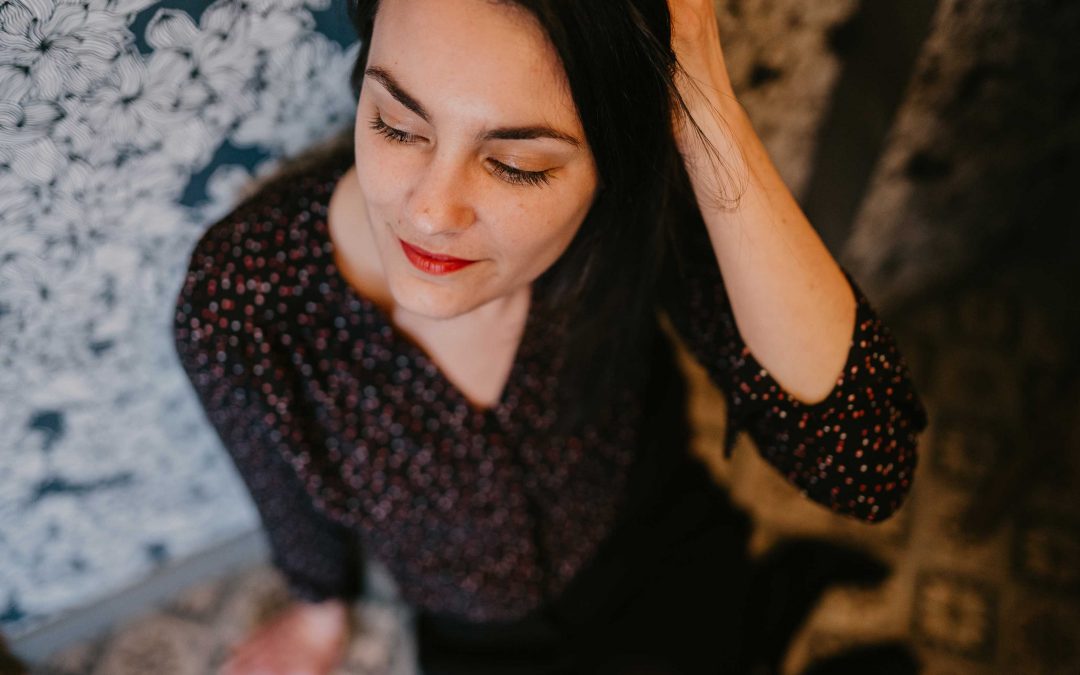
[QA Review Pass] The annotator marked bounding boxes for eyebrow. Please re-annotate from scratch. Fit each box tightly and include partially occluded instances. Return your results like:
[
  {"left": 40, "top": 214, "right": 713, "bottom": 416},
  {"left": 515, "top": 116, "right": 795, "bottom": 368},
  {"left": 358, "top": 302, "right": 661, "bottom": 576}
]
[{"left": 364, "top": 66, "right": 582, "bottom": 148}]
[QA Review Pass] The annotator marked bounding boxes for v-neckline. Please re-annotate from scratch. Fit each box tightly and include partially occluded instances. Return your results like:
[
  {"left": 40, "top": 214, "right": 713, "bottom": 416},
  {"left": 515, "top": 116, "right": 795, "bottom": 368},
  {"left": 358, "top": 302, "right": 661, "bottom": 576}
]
[{"left": 317, "top": 162, "right": 534, "bottom": 423}]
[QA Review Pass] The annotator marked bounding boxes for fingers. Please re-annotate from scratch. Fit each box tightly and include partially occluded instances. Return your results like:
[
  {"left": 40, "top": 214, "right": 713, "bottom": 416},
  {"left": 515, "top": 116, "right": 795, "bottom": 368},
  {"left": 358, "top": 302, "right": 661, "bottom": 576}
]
[
  {"left": 215, "top": 600, "right": 350, "bottom": 675},
  {"left": 218, "top": 625, "right": 340, "bottom": 675}
]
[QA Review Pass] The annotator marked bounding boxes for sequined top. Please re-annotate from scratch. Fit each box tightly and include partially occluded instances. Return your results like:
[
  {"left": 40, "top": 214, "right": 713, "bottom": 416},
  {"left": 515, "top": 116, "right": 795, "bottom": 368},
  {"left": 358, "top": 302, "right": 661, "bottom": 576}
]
[{"left": 173, "top": 147, "right": 929, "bottom": 623}]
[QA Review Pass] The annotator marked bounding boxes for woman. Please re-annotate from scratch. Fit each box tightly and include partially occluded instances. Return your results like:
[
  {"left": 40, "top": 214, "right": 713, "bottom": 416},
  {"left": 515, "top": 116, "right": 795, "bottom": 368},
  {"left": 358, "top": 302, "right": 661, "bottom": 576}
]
[{"left": 173, "top": 0, "right": 928, "bottom": 672}]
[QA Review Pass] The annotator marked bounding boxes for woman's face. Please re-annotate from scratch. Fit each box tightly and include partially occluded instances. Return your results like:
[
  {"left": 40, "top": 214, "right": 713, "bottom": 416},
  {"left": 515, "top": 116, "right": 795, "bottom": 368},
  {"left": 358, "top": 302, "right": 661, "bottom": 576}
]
[{"left": 352, "top": 0, "right": 600, "bottom": 320}]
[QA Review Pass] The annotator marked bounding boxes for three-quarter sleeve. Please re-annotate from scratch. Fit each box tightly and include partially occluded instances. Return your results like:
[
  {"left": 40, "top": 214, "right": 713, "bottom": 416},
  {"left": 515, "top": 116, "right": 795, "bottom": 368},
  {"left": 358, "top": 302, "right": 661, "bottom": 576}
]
[
  {"left": 173, "top": 218, "right": 365, "bottom": 603},
  {"left": 659, "top": 232, "right": 929, "bottom": 523}
]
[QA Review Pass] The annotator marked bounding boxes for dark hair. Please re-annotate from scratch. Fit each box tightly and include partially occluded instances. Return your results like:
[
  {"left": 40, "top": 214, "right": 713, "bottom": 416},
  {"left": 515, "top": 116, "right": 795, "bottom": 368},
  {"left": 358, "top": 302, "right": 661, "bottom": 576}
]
[{"left": 346, "top": 0, "right": 728, "bottom": 434}]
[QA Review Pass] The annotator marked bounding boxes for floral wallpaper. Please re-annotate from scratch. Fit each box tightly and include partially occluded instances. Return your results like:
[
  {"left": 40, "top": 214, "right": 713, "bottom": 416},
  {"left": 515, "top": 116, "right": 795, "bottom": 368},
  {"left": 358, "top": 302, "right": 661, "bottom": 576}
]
[{"left": 0, "top": 0, "right": 360, "bottom": 638}]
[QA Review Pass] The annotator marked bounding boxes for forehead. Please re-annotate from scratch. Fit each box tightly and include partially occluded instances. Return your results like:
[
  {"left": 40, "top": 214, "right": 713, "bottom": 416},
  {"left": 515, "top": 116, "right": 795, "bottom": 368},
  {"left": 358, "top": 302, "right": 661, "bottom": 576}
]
[{"left": 367, "top": 0, "right": 579, "bottom": 129}]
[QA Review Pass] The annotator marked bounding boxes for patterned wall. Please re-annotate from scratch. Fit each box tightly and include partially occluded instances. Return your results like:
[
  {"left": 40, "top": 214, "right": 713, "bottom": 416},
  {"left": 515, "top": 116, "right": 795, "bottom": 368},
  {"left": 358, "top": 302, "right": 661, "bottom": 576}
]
[{"left": 1, "top": 0, "right": 360, "bottom": 638}]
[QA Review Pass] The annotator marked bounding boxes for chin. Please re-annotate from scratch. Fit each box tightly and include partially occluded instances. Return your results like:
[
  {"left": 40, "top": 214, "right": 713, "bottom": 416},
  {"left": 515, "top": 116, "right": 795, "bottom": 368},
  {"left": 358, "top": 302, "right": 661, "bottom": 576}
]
[
  {"left": 390, "top": 278, "right": 473, "bottom": 321},
  {"left": 403, "top": 300, "right": 466, "bottom": 321}
]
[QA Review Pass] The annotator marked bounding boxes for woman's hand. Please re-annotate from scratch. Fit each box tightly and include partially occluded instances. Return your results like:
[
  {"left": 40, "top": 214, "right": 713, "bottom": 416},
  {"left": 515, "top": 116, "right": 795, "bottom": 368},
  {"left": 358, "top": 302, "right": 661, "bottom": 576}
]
[
  {"left": 667, "top": 0, "right": 735, "bottom": 109},
  {"left": 219, "top": 598, "right": 351, "bottom": 675}
]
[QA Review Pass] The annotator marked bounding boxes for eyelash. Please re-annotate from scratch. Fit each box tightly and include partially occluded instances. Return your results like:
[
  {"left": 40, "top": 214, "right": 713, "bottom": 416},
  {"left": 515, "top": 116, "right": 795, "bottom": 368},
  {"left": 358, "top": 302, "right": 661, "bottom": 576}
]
[{"left": 367, "top": 113, "right": 552, "bottom": 187}]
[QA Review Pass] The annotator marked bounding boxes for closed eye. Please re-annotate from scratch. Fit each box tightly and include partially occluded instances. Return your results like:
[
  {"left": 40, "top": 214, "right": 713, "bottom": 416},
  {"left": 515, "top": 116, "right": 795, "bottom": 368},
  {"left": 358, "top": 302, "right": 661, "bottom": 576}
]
[
  {"left": 368, "top": 113, "right": 420, "bottom": 144},
  {"left": 367, "top": 113, "right": 553, "bottom": 188},
  {"left": 487, "top": 160, "right": 552, "bottom": 187}
]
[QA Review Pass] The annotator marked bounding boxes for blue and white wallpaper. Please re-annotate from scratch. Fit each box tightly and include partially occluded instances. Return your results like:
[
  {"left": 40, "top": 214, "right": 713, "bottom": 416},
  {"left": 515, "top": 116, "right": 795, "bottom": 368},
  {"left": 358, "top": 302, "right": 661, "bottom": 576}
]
[{"left": 0, "top": 0, "right": 360, "bottom": 638}]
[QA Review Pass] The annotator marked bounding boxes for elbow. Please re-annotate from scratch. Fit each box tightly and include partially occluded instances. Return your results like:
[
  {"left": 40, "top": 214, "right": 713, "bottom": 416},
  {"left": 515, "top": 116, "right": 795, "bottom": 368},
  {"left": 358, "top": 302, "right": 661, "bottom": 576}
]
[
  {"left": 854, "top": 486, "right": 914, "bottom": 524},
  {"left": 829, "top": 483, "right": 915, "bottom": 525},
  {"left": 834, "top": 432, "right": 921, "bottom": 524}
]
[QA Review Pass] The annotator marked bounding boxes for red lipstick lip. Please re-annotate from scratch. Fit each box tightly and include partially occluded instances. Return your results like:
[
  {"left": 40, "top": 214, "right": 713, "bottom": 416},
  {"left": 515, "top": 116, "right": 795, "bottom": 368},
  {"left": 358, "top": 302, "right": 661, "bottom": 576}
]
[
  {"left": 399, "top": 238, "right": 478, "bottom": 275},
  {"left": 399, "top": 239, "right": 475, "bottom": 263}
]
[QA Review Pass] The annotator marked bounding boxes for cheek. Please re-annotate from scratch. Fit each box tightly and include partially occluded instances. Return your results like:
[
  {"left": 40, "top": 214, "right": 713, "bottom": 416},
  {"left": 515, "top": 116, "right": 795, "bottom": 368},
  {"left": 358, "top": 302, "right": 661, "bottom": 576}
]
[
  {"left": 354, "top": 139, "right": 407, "bottom": 213},
  {"left": 494, "top": 197, "right": 587, "bottom": 271}
]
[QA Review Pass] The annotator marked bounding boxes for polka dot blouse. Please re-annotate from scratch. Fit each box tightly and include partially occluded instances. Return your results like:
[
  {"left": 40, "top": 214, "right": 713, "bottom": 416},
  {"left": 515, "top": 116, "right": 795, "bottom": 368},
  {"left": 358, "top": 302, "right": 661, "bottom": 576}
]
[{"left": 173, "top": 148, "right": 929, "bottom": 623}]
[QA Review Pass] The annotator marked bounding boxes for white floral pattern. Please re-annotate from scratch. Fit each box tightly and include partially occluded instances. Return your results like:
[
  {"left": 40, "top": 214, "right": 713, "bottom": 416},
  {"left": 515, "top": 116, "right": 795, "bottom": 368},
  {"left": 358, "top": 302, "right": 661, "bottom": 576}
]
[{"left": 0, "top": 0, "right": 361, "bottom": 639}]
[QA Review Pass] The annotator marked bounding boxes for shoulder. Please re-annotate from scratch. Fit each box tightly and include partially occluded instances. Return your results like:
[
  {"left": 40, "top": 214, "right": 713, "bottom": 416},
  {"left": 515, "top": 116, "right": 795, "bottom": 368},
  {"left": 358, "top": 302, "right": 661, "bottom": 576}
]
[
  {"left": 198, "top": 133, "right": 353, "bottom": 255},
  {"left": 175, "top": 133, "right": 355, "bottom": 335},
  {"left": 180, "top": 135, "right": 354, "bottom": 292}
]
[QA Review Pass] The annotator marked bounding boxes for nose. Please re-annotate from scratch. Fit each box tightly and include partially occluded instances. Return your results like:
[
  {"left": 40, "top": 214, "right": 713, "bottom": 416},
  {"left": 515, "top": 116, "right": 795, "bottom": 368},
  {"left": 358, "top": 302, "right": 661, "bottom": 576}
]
[{"left": 404, "top": 155, "right": 477, "bottom": 237}]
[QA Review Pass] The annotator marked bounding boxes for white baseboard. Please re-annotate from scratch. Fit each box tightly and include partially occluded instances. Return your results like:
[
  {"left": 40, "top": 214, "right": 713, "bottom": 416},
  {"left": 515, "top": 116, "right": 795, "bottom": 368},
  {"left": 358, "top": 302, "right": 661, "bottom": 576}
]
[{"left": 8, "top": 529, "right": 269, "bottom": 665}]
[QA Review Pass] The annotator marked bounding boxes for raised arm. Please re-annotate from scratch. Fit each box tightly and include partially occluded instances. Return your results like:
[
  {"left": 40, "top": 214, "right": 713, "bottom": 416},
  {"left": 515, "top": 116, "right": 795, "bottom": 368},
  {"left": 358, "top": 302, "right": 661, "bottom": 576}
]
[
  {"left": 669, "top": 0, "right": 860, "bottom": 410},
  {"left": 662, "top": 0, "right": 929, "bottom": 522}
]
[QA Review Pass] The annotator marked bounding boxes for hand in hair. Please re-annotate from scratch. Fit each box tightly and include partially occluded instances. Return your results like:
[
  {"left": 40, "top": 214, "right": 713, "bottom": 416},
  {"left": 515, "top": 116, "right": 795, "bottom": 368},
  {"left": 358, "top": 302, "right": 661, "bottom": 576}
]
[{"left": 667, "top": 0, "right": 735, "bottom": 106}]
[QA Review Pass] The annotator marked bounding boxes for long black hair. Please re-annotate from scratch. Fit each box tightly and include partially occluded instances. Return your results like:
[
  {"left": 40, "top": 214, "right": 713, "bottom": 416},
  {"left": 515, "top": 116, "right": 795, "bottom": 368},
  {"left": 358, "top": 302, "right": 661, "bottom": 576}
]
[{"left": 346, "top": 0, "right": 731, "bottom": 435}]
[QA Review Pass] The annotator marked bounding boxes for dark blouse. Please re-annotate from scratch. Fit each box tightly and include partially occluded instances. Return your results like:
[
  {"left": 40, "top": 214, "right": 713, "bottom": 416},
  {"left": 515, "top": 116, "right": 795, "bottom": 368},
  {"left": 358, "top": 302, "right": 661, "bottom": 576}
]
[{"left": 172, "top": 147, "right": 928, "bottom": 624}]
